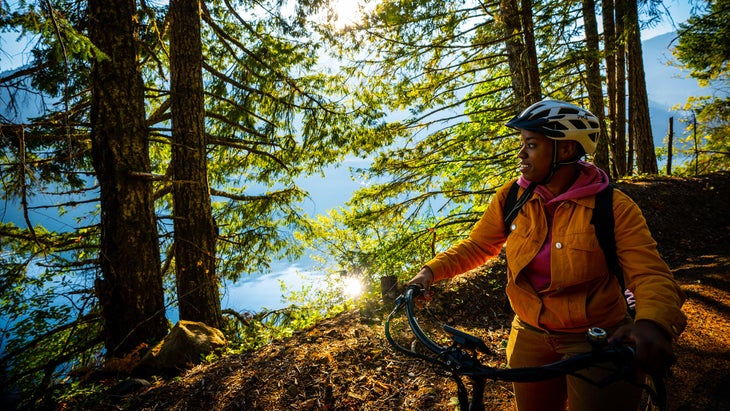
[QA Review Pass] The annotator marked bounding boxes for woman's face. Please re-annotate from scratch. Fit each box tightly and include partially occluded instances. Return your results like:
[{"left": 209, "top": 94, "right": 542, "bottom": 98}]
[{"left": 517, "top": 130, "right": 554, "bottom": 182}]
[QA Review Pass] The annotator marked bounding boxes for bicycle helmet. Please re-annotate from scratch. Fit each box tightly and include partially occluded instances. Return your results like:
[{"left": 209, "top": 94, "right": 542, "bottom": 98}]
[{"left": 506, "top": 99, "right": 600, "bottom": 155}]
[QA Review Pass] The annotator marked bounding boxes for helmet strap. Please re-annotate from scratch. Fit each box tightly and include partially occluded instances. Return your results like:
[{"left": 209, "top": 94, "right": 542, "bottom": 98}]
[
  {"left": 540, "top": 140, "right": 560, "bottom": 184},
  {"left": 542, "top": 140, "right": 580, "bottom": 184}
]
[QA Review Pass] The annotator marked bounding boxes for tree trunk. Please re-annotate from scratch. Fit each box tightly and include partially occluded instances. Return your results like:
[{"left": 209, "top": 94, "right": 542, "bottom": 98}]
[
  {"left": 88, "top": 0, "right": 167, "bottom": 356},
  {"left": 615, "top": 0, "right": 628, "bottom": 176},
  {"left": 625, "top": 0, "right": 658, "bottom": 174},
  {"left": 601, "top": 0, "right": 620, "bottom": 178},
  {"left": 520, "top": 0, "right": 541, "bottom": 104},
  {"left": 500, "top": 0, "right": 541, "bottom": 107},
  {"left": 170, "top": 0, "right": 223, "bottom": 328},
  {"left": 500, "top": 0, "right": 531, "bottom": 108},
  {"left": 582, "top": 0, "right": 610, "bottom": 173}
]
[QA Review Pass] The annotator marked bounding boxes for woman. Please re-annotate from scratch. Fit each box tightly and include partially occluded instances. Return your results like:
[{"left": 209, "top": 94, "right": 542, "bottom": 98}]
[{"left": 407, "top": 100, "right": 686, "bottom": 411}]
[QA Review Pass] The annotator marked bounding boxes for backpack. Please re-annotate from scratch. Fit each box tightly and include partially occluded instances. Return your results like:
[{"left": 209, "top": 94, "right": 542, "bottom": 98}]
[{"left": 502, "top": 181, "right": 635, "bottom": 316}]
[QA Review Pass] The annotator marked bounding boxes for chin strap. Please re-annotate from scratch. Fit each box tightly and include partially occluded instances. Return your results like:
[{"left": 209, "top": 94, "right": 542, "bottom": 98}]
[{"left": 541, "top": 140, "right": 581, "bottom": 184}]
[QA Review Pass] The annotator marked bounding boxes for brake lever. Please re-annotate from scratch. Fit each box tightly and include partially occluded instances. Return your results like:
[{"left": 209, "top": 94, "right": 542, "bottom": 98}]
[{"left": 443, "top": 324, "right": 493, "bottom": 355}]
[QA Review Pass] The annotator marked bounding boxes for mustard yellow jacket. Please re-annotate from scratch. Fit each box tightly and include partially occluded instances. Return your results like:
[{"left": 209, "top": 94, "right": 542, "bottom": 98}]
[{"left": 425, "top": 180, "right": 687, "bottom": 339}]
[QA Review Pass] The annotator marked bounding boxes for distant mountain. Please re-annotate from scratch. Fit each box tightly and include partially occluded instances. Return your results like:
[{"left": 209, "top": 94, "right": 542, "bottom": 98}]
[
  {"left": 643, "top": 31, "right": 705, "bottom": 165},
  {"left": 643, "top": 31, "right": 705, "bottom": 108}
]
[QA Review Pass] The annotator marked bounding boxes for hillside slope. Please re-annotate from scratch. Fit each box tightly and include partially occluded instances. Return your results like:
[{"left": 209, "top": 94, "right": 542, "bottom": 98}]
[{"left": 119, "top": 172, "right": 730, "bottom": 411}]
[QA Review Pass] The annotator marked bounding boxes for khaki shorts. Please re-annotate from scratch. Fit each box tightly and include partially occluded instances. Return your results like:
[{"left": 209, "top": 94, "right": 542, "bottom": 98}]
[{"left": 506, "top": 316, "right": 642, "bottom": 411}]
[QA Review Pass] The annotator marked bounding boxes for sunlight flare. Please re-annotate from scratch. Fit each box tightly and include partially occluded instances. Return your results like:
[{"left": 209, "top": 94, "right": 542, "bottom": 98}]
[
  {"left": 342, "top": 276, "right": 364, "bottom": 299},
  {"left": 332, "top": 0, "right": 363, "bottom": 29}
]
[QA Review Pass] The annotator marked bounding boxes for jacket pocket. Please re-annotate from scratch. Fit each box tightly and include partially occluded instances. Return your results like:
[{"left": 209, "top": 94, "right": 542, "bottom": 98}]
[
  {"left": 505, "top": 215, "right": 541, "bottom": 278},
  {"left": 555, "top": 228, "right": 608, "bottom": 285}
]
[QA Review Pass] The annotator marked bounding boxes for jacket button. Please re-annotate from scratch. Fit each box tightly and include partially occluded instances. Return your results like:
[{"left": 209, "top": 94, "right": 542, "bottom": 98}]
[
  {"left": 510, "top": 223, "right": 517, "bottom": 231},
  {"left": 555, "top": 242, "right": 563, "bottom": 249}
]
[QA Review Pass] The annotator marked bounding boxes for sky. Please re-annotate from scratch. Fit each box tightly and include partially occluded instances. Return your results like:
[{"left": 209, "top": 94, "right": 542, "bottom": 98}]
[{"left": 640, "top": 0, "right": 695, "bottom": 40}]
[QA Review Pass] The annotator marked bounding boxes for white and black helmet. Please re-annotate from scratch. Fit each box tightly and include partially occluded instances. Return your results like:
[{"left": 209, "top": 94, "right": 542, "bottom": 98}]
[{"left": 506, "top": 99, "right": 600, "bottom": 155}]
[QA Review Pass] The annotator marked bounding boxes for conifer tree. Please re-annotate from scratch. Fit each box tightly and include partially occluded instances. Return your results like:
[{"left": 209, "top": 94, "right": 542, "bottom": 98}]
[
  {"left": 88, "top": 0, "right": 168, "bottom": 356},
  {"left": 170, "top": 0, "right": 223, "bottom": 328}
]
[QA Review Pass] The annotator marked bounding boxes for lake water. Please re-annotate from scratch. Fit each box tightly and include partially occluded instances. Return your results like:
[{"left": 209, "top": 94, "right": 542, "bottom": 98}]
[
  {"left": 223, "top": 158, "right": 371, "bottom": 313},
  {"left": 1, "top": 158, "right": 370, "bottom": 319}
]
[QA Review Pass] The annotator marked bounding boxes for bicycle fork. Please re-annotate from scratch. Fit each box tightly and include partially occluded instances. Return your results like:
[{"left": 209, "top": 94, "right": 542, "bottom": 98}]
[{"left": 454, "top": 375, "right": 486, "bottom": 411}]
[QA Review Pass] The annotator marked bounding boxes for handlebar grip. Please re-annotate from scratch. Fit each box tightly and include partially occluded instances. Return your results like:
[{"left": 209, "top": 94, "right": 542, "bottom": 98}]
[
  {"left": 407, "top": 284, "right": 426, "bottom": 297},
  {"left": 393, "top": 284, "right": 426, "bottom": 309}
]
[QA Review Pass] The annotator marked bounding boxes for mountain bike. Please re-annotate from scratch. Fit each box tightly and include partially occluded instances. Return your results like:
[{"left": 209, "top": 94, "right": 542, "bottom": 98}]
[{"left": 384, "top": 285, "right": 668, "bottom": 411}]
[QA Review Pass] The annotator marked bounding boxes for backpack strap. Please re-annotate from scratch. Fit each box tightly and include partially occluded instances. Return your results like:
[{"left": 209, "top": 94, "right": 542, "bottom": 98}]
[
  {"left": 503, "top": 182, "right": 619, "bottom": 279},
  {"left": 503, "top": 181, "right": 537, "bottom": 235},
  {"left": 591, "top": 185, "right": 622, "bottom": 286},
  {"left": 591, "top": 184, "right": 634, "bottom": 316}
]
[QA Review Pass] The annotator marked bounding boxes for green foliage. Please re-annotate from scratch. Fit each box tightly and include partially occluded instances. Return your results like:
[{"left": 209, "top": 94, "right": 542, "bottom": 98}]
[
  {"left": 674, "top": 0, "right": 730, "bottom": 85},
  {"left": 149, "top": 0, "right": 383, "bottom": 281},
  {"left": 671, "top": 0, "right": 730, "bottom": 175},
  {"left": 2, "top": 0, "right": 370, "bottom": 406},
  {"left": 48, "top": 380, "right": 108, "bottom": 411},
  {"left": 1, "top": 0, "right": 726, "bottom": 407},
  {"left": 671, "top": 96, "right": 730, "bottom": 175},
  {"left": 305, "top": 0, "right": 595, "bottom": 279}
]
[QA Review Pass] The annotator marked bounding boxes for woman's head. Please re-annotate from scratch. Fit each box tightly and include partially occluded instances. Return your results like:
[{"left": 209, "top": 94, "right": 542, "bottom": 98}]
[
  {"left": 506, "top": 99, "right": 599, "bottom": 155},
  {"left": 507, "top": 100, "right": 599, "bottom": 183}
]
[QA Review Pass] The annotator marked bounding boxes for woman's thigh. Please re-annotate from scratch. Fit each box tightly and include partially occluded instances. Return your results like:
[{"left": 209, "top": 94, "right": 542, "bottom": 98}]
[
  {"left": 506, "top": 316, "right": 641, "bottom": 411},
  {"left": 506, "top": 317, "right": 567, "bottom": 411}
]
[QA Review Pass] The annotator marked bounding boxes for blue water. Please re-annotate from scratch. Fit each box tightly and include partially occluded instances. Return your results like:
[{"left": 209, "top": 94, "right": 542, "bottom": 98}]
[
  {"left": 0, "top": 159, "right": 370, "bottom": 319},
  {"left": 220, "top": 158, "right": 370, "bottom": 312}
]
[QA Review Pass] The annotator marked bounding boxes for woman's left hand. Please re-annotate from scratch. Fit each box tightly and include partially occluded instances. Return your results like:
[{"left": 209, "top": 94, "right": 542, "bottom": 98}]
[{"left": 609, "top": 320, "right": 676, "bottom": 376}]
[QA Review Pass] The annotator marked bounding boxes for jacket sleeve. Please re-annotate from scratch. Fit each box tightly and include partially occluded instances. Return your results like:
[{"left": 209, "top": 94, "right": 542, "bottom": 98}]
[
  {"left": 613, "top": 189, "right": 687, "bottom": 339},
  {"left": 424, "top": 181, "right": 513, "bottom": 282}
]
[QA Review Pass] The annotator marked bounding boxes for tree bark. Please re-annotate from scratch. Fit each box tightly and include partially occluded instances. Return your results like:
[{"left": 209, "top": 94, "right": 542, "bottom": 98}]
[
  {"left": 170, "top": 0, "right": 223, "bottom": 328},
  {"left": 582, "top": 0, "right": 610, "bottom": 173},
  {"left": 500, "top": 0, "right": 531, "bottom": 108},
  {"left": 625, "top": 0, "right": 658, "bottom": 174},
  {"left": 520, "top": 0, "right": 541, "bottom": 104},
  {"left": 500, "top": 0, "right": 541, "bottom": 108},
  {"left": 88, "top": 0, "right": 167, "bottom": 356},
  {"left": 601, "top": 0, "right": 620, "bottom": 178},
  {"left": 615, "top": 0, "right": 628, "bottom": 175}
]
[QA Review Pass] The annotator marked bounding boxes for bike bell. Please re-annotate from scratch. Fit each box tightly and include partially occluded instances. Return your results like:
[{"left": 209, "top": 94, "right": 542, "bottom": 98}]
[{"left": 586, "top": 327, "right": 608, "bottom": 345}]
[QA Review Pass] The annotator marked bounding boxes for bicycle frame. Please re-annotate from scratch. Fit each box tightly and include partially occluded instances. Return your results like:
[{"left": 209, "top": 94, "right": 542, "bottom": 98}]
[{"left": 385, "top": 285, "right": 667, "bottom": 411}]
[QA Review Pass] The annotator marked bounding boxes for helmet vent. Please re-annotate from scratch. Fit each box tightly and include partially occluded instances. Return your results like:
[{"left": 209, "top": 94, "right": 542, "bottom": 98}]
[
  {"left": 532, "top": 109, "right": 550, "bottom": 119},
  {"left": 569, "top": 119, "right": 588, "bottom": 130}
]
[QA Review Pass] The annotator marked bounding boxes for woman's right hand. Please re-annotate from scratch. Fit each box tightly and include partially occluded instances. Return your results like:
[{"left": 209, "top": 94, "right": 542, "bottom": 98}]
[{"left": 407, "top": 266, "right": 434, "bottom": 291}]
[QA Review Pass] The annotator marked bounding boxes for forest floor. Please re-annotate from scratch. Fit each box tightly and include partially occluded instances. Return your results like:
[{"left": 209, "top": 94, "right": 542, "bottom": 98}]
[{"left": 113, "top": 172, "right": 729, "bottom": 411}]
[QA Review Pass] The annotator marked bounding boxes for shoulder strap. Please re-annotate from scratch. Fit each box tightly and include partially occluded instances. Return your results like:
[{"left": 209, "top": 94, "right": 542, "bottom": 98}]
[
  {"left": 591, "top": 185, "right": 623, "bottom": 287},
  {"left": 503, "top": 181, "right": 537, "bottom": 235},
  {"left": 592, "top": 185, "right": 636, "bottom": 317}
]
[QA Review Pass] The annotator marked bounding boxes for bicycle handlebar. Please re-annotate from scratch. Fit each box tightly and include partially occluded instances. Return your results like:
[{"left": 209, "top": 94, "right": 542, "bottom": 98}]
[{"left": 385, "top": 285, "right": 667, "bottom": 411}]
